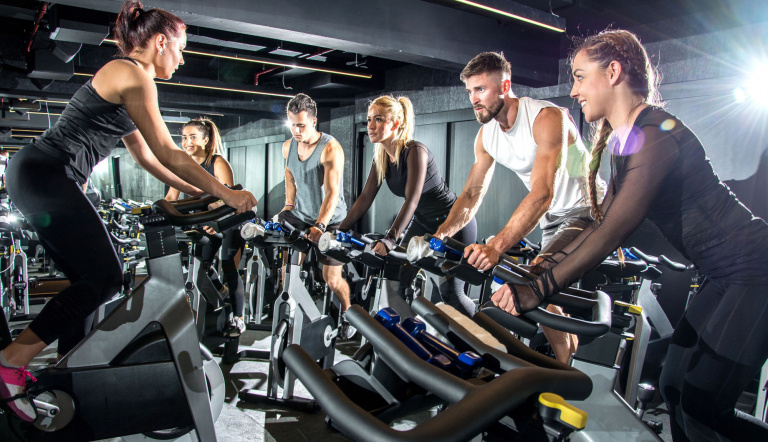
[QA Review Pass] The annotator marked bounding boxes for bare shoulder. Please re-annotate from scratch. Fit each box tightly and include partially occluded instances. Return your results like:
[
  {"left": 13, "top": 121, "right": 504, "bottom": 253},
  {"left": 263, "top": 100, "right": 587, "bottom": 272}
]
[
  {"left": 532, "top": 107, "right": 566, "bottom": 147},
  {"left": 92, "top": 59, "right": 150, "bottom": 103},
  {"left": 281, "top": 138, "right": 292, "bottom": 159},
  {"left": 321, "top": 137, "right": 345, "bottom": 163}
]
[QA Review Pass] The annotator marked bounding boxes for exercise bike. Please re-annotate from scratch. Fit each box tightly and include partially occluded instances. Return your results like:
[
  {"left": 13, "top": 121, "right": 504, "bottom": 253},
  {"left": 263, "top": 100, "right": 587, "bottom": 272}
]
[{"left": 0, "top": 195, "right": 253, "bottom": 441}]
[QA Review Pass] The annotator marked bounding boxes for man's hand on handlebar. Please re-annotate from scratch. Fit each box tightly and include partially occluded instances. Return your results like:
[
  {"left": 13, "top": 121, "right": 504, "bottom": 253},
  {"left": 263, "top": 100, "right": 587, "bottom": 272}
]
[
  {"left": 464, "top": 243, "right": 501, "bottom": 271},
  {"left": 222, "top": 189, "right": 258, "bottom": 214},
  {"left": 307, "top": 226, "right": 324, "bottom": 243}
]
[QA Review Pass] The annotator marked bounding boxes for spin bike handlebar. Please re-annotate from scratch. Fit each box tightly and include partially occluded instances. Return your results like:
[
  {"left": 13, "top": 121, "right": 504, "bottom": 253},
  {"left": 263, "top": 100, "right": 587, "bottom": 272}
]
[
  {"left": 318, "top": 230, "right": 407, "bottom": 268},
  {"left": 408, "top": 234, "right": 610, "bottom": 338},
  {"left": 151, "top": 185, "right": 256, "bottom": 230},
  {"left": 629, "top": 247, "right": 689, "bottom": 272},
  {"left": 282, "top": 301, "right": 592, "bottom": 442}
]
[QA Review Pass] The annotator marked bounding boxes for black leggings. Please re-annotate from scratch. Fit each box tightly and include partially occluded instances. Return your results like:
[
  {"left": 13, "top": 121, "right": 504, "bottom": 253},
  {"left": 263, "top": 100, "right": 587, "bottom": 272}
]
[
  {"left": 5, "top": 145, "right": 122, "bottom": 347},
  {"left": 660, "top": 277, "right": 768, "bottom": 441},
  {"left": 220, "top": 230, "right": 245, "bottom": 317},
  {"left": 398, "top": 216, "right": 478, "bottom": 317}
]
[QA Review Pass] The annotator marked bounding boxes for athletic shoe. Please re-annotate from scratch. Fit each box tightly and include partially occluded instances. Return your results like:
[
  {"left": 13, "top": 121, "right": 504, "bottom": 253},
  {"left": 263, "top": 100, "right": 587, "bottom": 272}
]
[
  {"left": 225, "top": 317, "right": 246, "bottom": 338},
  {"left": 339, "top": 314, "right": 357, "bottom": 341},
  {"left": 0, "top": 364, "right": 37, "bottom": 422}
]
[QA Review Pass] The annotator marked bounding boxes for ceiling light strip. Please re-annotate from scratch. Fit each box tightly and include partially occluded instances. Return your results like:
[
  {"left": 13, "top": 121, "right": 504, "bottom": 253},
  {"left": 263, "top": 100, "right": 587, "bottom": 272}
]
[
  {"left": 101, "top": 39, "right": 371, "bottom": 79},
  {"left": 75, "top": 73, "right": 293, "bottom": 98},
  {"left": 453, "top": 0, "right": 565, "bottom": 32},
  {"left": 182, "top": 50, "right": 372, "bottom": 78},
  {"left": 156, "top": 81, "right": 295, "bottom": 98}
]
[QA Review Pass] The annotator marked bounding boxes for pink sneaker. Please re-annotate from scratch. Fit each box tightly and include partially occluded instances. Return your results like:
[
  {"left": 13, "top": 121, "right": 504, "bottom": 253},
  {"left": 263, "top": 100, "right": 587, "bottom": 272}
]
[{"left": 0, "top": 364, "right": 37, "bottom": 422}]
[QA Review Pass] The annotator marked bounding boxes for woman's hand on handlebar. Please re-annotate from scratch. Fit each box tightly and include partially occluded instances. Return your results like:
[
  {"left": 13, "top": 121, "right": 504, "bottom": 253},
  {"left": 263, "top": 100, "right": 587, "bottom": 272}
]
[
  {"left": 372, "top": 241, "right": 390, "bottom": 256},
  {"left": 491, "top": 282, "right": 541, "bottom": 316},
  {"left": 222, "top": 189, "right": 258, "bottom": 214},
  {"left": 464, "top": 243, "right": 501, "bottom": 271}
]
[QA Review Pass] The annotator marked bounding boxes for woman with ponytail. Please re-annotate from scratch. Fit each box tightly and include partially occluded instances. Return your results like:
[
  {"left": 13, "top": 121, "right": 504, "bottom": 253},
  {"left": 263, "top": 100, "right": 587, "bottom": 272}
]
[
  {"left": 0, "top": 0, "right": 256, "bottom": 421},
  {"left": 339, "top": 95, "right": 478, "bottom": 317},
  {"left": 166, "top": 118, "right": 247, "bottom": 337},
  {"left": 494, "top": 29, "right": 768, "bottom": 441}
]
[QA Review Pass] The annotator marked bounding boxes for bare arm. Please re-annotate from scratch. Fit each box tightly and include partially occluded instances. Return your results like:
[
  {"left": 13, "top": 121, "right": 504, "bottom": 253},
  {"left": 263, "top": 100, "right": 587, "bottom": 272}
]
[
  {"left": 164, "top": 187, "right": 181, "bottom": 201},
  {"left": 486, "top": 107, "right": 564, "bottom": 253},
  {"left": 96, "top": 60, "right": 255, "bottom": 212},
  {"left": 316, "top": 139, "right": 345, "bottom": 226},
  {"left": 122, "top": 130, "right": 201, "bottom": 196},
  {"left": 435, "top": 127, "right": 495, "bottom": 239},
  {"left": 282, "top": 139, "right": 297, "bottom": 212},
  {"left": 211, "top": 156, "right": 235, "bottom": 187}
]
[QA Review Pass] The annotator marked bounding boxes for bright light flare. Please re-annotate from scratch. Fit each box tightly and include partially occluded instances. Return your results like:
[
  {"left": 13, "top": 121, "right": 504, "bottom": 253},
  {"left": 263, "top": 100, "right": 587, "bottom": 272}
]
[{"left": 735, "top": 62, "right": 768, "bottom": 104}]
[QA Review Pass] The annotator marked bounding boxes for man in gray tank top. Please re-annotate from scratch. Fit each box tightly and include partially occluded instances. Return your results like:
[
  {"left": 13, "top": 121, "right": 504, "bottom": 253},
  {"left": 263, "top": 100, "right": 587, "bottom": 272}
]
[
  {"left": 435, "top": 52, "right": 604, "bottom": 363},
  {"left": 276, "top": 93, "right": 354, "bottom": 339}
]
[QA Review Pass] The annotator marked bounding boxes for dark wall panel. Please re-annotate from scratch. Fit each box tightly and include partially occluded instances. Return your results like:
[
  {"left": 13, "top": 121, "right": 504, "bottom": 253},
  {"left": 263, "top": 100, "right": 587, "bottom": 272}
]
[
  {"left": 266, "top": 141, "right": 286, "bottom": 219},
  {"left": 413, "top": 123, "right": 448, "bottom": 178}
]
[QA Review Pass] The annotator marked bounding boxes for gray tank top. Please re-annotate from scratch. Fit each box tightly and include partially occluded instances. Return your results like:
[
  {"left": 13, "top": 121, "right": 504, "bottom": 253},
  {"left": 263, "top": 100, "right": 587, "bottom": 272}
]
[{"left": 286, "top": 133, "right": 347, "bottom": 224}]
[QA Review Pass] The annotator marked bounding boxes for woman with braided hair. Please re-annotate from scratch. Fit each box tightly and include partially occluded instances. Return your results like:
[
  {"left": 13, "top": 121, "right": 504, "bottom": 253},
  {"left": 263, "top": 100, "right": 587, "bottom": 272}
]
[{"left": 493, "top": 29, "right": 768, "bottom": 441}]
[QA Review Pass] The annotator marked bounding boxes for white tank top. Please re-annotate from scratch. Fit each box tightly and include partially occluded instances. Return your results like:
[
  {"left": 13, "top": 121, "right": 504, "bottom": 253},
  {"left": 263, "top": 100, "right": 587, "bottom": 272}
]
[{"left": 481, "top": 97, "right": 605, "bottom": 228}]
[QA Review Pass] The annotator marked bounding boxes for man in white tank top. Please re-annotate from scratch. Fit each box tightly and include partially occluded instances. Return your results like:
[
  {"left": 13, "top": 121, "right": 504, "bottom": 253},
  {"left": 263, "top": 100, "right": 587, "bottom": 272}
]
[{"left": 435, "top": 52, "right": 605, "bottom": 363}]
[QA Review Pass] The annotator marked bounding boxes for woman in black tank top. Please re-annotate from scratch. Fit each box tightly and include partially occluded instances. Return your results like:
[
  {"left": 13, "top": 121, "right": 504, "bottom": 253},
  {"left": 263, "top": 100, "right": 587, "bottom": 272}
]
[
  {"left": 165, "top": 118, "right": 247, "bottom": 337},
  {"left": 339, "top": 95, "right": 478, "bottom": 316},
  {"left": 501, "top": 30, "right": 768, "bottom": 441},
  {"left": 0, "top": 1, "right": 256, "bottom": 421}
]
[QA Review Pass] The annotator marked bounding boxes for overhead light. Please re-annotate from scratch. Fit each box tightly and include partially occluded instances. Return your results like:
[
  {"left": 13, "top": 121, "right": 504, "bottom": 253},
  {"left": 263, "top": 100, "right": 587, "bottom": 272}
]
[
  {"left": 101, "top": 39, "right": 371, "bottom": 79},
  {"left": 183, "top": 50, "right": 372, "bottom": 78},
  {"left": 156, "top": 80, "right": 295, "bottom": 98},
  {"left": 269, "top": 48, "right": 303, "bottom": 58},
  {"left": 162, "top": 115, "right": 190, "bottom": 124},
  {"left": 75, "top": 72, "right": 295, "bottom": 98},
  {"left": 36, "top": 99, "right": 70, "bottom": 104},
  {"left": 29, "top": 111, "right": 62, "bottom": 116},
  {"left": 452, "top": 0, "right": 565, "bottom": 32}
]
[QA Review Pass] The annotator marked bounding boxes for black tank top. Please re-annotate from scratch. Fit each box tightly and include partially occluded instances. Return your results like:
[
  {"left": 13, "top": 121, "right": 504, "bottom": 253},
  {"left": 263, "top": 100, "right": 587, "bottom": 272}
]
[
  {"left": 385, "top": 142, "right": 456, "bottom": 223},
  {"left": 34, "top": 61, "right": 137, "bottom": 185}
]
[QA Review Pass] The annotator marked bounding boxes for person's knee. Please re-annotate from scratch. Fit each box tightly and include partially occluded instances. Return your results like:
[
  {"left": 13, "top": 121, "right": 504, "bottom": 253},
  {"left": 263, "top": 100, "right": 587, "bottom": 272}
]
[{"left": 323, "top": 267, "right": 348, "bottom": 293}]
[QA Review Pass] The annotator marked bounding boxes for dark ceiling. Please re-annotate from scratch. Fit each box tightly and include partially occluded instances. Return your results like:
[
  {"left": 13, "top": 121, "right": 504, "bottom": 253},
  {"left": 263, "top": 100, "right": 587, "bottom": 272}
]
[{"left": 1, "top": 0, "right": 765, "bottom": 150}]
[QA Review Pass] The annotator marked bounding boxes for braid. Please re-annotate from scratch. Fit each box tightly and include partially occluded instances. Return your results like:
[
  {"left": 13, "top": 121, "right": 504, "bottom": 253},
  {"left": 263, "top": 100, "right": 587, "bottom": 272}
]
[{"left": 589, "top": 120, "right": 613, "bottom": 224}]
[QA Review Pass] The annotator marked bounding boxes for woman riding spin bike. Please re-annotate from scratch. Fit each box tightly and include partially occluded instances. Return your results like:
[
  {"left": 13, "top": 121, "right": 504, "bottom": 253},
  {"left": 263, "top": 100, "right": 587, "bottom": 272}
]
[
  {"left": 0, "top": 0, "right": 256, "bottom": 422},
  {"left": 339, "top": 95, "right": 478, "bottom": 317},
  {"left": 494, "top": 29, "right": 768, "bottom": 441}
]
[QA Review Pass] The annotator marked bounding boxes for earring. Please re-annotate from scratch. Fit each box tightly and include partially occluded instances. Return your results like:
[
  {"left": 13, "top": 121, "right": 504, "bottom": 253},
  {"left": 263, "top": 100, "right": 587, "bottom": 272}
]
[{"left": 159, "top": 49, "right": 164, "bottom": 55}]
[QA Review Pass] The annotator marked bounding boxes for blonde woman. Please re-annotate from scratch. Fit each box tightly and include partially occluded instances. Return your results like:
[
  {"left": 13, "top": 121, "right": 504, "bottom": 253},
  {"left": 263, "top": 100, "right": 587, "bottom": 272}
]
[{"left": 339, "top": 95, "right": 478, "bottom": 316}]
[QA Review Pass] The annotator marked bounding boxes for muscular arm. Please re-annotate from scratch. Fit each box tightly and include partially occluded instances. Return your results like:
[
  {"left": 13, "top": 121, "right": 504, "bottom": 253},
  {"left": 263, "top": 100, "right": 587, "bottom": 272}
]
[
  {"left": 282, "top": 140, "right": 297, "bottom": 211},
  {"left": 338, "top": 161, "right": 382, "bottom": 232},
  {"left": 104, "top": 61, "right": 230, "bottom": 200},
  {"left": 122, "top": 131, "right": 201, "bottom": 196},
  {"left": 487, "top": 108, "right": 564, "bottom": 254},
  {"left": 316, "top": 139, "right": 345, "bottom": 226},
  {"left": 435, "top": 127, "right": 495, "bottom": 238}
]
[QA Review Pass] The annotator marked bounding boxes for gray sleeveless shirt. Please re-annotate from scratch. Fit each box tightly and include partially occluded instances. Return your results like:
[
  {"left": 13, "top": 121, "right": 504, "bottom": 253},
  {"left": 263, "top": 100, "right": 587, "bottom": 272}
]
[{"left": 286, "top": 132, "right": 347, "bottom": 224}]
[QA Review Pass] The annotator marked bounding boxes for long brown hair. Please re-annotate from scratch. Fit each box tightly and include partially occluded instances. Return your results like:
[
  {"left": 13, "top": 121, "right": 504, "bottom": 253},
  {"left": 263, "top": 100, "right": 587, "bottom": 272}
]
[
  {"left": 183, "top": 118, "right": 222, "bottom": 167},
  {"left": 569, "top": 29, "right": 662, "bottom": 223},
  {"left": 114, "top": 0, "right": 186, "bottom": 56},
  {"left": 370, "top": 95, "right": 415, "bottom": 184}
]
